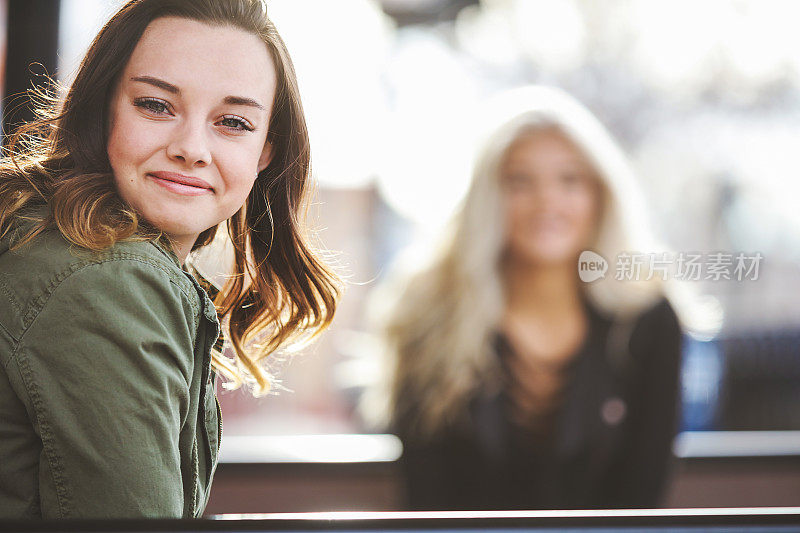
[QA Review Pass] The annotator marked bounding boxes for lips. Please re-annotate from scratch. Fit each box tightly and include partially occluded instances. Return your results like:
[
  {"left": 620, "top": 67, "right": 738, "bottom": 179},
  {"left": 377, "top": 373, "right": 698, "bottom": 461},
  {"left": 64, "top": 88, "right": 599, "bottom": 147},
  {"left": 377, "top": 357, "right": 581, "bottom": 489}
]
[
  {"left": 148, "top": 171, "right": 214, "bottom": 196},
  {"left": 150, "top": 171, "right": 212, "bottom": 189},
  {"left": 529, "top": 216, "right": 566, "bottom": 228}
]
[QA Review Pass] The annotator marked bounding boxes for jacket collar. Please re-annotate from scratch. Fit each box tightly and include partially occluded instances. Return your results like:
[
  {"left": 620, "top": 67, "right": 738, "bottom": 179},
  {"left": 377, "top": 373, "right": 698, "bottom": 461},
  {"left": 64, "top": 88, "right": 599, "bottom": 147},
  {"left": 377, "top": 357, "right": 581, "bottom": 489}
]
[{"left": 149, "top": 235, "right": 183, "bottom": 269}]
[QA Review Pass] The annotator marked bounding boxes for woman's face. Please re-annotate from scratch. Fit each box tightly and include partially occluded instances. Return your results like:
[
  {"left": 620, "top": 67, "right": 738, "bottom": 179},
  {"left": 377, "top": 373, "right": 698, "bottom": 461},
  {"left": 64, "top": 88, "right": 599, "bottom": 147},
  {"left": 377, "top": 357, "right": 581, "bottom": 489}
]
[
  {"left": 107, "top": 16, "right": 277, "bottom": 256},
  {"left": 500, "top": 129, "right": 602, "bottom": 267}
]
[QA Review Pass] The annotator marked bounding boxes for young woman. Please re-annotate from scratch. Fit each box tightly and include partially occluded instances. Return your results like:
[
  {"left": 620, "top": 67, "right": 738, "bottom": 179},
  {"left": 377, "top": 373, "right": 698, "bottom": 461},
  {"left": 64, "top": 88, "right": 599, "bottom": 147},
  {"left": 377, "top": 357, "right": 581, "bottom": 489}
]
[
  {"left": 369, "top": 86, "right": 689, "bottom": 510},
  {"left": 0, "top": 0, "right": 339, "bottom": 519}
]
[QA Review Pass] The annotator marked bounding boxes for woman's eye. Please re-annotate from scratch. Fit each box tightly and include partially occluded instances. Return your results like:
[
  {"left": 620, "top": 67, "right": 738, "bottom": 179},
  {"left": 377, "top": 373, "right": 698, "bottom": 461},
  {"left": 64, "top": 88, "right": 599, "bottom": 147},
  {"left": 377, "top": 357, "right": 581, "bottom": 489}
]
[
  {"left": 504, "top": 174, "right": 531, "bottom": 190},
  {"left": 561, "top": 173, "right": 583, "bottom": 187},
  {"left": 219, "top": 115, "right": 254, "bottom": 132},
  {"left": 133, "top": 97, "right": 170, "bottom": 115}
]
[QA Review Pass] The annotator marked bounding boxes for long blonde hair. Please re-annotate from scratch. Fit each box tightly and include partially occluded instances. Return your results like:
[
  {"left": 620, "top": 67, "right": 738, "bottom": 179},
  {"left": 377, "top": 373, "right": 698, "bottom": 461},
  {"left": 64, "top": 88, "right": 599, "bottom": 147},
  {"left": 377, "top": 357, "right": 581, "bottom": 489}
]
[{"left": 368, "top": 86, "right": 711, "bottom": 438}]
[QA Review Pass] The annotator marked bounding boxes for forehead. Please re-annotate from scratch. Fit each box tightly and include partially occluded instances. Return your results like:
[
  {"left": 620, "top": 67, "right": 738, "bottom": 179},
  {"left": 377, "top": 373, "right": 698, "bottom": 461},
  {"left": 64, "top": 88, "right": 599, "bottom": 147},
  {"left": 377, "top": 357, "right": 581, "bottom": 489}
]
[
  {"left": 123, "top": 16, "right": 276, "bottom": 104},
  {"left": 504, "top": 129, "right": 589, "bottom": 168}
]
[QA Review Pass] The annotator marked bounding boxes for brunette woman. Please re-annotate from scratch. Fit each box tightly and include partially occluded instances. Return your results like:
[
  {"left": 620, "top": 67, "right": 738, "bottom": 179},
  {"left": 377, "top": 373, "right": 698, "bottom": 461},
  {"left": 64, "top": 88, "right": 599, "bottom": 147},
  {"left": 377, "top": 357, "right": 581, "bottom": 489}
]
[{"left": 0, "top": 0, "right": 339, "bottom": 518}]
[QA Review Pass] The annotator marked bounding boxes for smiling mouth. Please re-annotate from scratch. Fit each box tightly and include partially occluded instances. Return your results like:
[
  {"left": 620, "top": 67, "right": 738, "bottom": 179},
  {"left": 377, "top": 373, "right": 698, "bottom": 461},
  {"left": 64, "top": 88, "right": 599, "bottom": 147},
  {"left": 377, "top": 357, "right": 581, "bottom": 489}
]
[
  {"left": 530, "top": 219, "right": 567, "bottom": 230},
  {"left": 148, "top": 173, "right": 214, "bottom": 196}
]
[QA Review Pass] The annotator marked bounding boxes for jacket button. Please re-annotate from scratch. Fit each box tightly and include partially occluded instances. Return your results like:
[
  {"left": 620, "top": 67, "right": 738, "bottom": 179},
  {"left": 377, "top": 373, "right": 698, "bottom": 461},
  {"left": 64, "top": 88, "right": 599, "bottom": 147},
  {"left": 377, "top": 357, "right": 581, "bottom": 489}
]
[{"left": 601, "top": 397, "right": 627, "bottom": 426}]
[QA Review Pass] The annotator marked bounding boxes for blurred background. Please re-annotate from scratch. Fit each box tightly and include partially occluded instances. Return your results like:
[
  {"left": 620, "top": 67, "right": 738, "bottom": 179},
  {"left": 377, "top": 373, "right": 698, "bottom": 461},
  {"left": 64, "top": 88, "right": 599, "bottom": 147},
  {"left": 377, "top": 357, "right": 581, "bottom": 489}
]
[{"left": 3, "top": 0, "right": 800, "bottom": 514}]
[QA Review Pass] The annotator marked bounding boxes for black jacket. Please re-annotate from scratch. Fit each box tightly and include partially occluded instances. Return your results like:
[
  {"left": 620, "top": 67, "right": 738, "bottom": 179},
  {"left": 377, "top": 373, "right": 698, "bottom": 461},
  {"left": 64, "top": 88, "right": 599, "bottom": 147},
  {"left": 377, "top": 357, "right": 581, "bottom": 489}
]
[{"left": 396, "top": 297, "right": 683, "bottom": 510}]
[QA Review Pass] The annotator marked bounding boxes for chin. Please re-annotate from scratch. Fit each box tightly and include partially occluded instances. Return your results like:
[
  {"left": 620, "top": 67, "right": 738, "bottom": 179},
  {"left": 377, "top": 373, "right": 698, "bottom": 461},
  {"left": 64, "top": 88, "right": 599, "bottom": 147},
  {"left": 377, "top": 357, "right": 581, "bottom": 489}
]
[
  {"left": 136, "top": 209, "right": 205, "bottom": 238},
  {"left": 533, "top": 255, "right": 575, "bottom": 267},
  {"left": 517, "top": 246, "right": 581, "bottom": 267}
]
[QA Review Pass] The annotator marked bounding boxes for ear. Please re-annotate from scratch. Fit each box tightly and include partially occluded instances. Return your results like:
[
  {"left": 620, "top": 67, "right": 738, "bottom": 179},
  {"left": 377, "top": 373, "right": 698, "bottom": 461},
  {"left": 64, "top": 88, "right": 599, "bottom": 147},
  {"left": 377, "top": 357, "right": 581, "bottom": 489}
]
[{"left": 257, "top": 140, "right": 274, "bottom": 173}]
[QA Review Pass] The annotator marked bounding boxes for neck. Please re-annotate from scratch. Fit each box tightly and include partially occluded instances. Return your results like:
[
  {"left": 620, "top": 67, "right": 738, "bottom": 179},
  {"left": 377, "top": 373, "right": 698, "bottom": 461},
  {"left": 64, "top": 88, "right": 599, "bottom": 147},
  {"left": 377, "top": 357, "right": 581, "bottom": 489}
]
[
  {"left": 502, "top": 256, "right": 584, "bottom": 317},
  {"left": 166, "top": 234, "right": 197, "bottom": 266}
]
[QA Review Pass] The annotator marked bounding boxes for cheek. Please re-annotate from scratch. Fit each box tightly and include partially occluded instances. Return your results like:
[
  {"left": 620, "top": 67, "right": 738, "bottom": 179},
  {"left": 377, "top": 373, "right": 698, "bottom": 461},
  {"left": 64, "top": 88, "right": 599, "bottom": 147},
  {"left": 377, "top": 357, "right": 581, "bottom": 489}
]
[
  {"left": 567, "top": 188, "right": 601, "bottom": 236},
  {"left": 503, "top": 196, "right": 528, "bottom": 237},
  {"left": 573, "top": 192, "right": 595, "bottom": 220},
  {"left": 219, "top": 149, "right": 262, "bottom": 203},
  {"left": 235, "top": 174, "right": 259, "bottom": 202},
  {"left": 106, "top": 125, "right": 123, "bottom": 169},
  {"left": 106, "top": 131, "right": 132, "bottom": 192},
  {"left": 107, "top": 116, "right": 151, "bottom": 176},
  {"left": 220, "top": 160, "right": 258, "bottom": 212}
]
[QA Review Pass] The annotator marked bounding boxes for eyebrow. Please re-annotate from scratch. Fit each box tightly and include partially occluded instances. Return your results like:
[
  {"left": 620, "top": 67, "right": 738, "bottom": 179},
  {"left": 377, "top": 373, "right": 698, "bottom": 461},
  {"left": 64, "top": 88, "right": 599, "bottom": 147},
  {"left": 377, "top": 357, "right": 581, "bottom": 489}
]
[
  {"left": 131, "top": 75, "right": 179, "bottom": 94},
  {"left": 130, "top": 76, "right": 266, "bottom": 110},
  {"left": 222, "top": 95, "right": 265, "bottom": 110}
]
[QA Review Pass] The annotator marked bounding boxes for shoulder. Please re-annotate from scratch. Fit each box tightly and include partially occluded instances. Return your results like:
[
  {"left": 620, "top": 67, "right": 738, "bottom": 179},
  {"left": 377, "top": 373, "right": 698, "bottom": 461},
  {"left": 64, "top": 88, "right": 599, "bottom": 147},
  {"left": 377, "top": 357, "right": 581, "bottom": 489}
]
[
  {"left": 6, "top": 235, "right": 203, "bottom": 386},
  {"left": 631, "top": 297, "right": 681, "bottom": 338},
  {"left": 626, "top": 296, "right": 683, "bottom": 368},
  {"left": 0, "top": 224, "right": 197, "bottom": 343}
]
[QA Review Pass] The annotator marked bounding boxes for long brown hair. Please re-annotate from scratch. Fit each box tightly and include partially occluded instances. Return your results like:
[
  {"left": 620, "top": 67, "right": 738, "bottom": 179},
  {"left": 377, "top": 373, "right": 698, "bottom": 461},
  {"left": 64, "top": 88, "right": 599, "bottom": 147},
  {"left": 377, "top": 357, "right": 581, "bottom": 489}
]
[{"left": 0, "top": 0, "right": 341, "bottom": 394}]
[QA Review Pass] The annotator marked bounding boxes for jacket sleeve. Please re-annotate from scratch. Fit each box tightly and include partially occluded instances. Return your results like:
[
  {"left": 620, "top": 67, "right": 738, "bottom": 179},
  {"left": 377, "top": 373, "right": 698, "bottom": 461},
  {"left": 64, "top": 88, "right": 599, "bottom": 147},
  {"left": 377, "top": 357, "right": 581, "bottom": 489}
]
[
  {"left": 12, "top": 259, "right": 197, "bottom": 518},
  {"left": 602, "top": 298, "right": 683, "bottom": 508}
]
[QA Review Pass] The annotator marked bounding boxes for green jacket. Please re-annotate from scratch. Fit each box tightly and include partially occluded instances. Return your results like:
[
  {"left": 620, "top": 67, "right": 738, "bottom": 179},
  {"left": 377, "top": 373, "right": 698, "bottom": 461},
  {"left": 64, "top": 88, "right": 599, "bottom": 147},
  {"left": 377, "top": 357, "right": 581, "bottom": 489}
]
[{"left": 0, "top": 207, "right": 221, "bottom": 518}]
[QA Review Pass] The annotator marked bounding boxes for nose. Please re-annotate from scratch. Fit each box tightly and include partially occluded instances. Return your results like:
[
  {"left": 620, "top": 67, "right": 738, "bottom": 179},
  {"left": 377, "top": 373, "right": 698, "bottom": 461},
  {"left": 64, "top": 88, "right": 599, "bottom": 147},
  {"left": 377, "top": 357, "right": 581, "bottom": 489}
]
[
  {"left": 529, "top": 178, "right": 561, "bottom": 208},
  {"left": 166, "top": 120, "right": 212, "bottom": 167}
]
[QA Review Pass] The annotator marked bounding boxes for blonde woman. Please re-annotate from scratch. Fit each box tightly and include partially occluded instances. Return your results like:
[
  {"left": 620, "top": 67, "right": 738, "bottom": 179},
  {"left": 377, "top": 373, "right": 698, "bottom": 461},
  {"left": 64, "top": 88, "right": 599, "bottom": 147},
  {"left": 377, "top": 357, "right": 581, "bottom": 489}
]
[{"left": 372, "top": 86, "right": 687, "bottom": 510}]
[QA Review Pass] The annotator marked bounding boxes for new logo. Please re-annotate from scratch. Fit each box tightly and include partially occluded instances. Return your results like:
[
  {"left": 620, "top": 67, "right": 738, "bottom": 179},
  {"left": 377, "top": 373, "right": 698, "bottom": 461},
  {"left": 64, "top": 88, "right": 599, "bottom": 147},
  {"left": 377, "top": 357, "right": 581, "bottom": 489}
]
[{"left": 578, "top": 250, "right": 607, "bottom": 283}]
